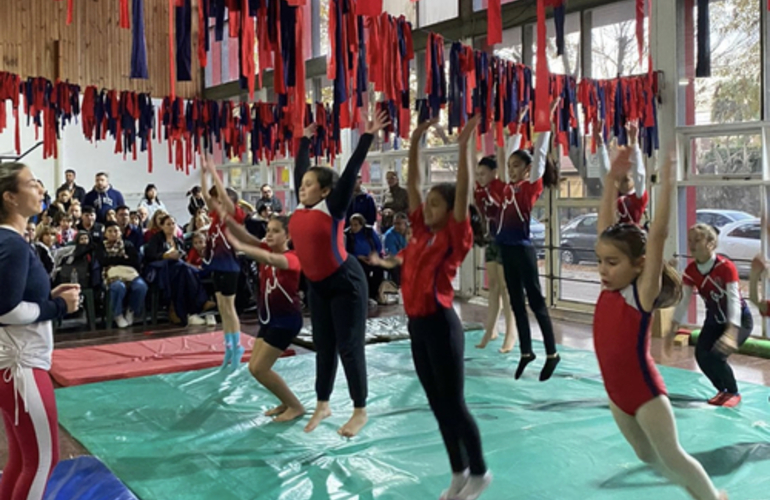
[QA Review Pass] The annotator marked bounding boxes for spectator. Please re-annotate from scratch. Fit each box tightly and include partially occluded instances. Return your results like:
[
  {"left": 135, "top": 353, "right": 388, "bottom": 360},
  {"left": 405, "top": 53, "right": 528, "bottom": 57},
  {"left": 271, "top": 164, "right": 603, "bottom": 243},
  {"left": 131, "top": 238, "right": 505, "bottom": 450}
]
[
  {"left": 68, "top": 200, "right": 82, "bottom": 225},
  {"left": 48, "top": 188, "right": 71, "bottom": 222},
  {"left": 83, "top": 172, "right": 125, "bottom": 222},
  {"left": 57, "top": 214, "right": 77, "bottom": 246},
  {"left": 382, "top": 171, "right": 409, "bottom": 214},
  {"left": 105, "top": 209, "right": 117, "bottom": 223},
  {"left": 254, "top": 184, "right": 284, "bottom": 214},
  {"left": 24, "top": 221, "right": 36, "bottom": 243},
  {"left": 116, "top": 205, "right": 144, "bottom": 250},
  {"left": 144, "top": 209, "right": 182, "bottom": 243},
  {"left": 138, "top": 183, "right": 167, "bottom": 220},
  {"left": 99, "top": 221, "right": 148, "bottom": 328},
  {"left": 136, "top": 206, "right": 149, "bottom": 228},
  {"left": 345, "top": 213, "right": 384, "bottom": 304},
  {"left": 77, "top": 206, "right": 105, "bottom": 243},
  {"left": 186, "top": 232, "right": 207, "bottom": 270},
  {"left": 245, "top": 205, "right": 269, "bottom": 240},
  {"left": 58, "top": 168, "right": 87, "bottom": 204},
  {"left": 34, "top": 224, "right": 57, "bottom": 275},
  {"left": 380, "top": 208, "right": 395, "bottom": 234},
  {"left": 187, "top": 186, "right": 206, "bottom": 216},
  {"left": 184, "top": 213, "right": 210, "bottom": 239},
  {"left": 129, "top": 211, "right": 141, "bottom": 228},
  {"left": 145, "top": 214, "right": 211, "bottom": 326},
  {"left": 346, "top": 174, "right": 377, "bottom": 226},
  {"left": 383, "top": 212, "right": 409, "bottom": 285}
]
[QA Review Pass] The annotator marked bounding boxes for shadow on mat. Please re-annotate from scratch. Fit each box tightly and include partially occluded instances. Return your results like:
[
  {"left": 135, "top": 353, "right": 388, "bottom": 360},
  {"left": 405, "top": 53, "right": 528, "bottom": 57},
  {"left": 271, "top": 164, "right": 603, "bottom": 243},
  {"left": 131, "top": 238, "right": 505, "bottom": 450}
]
[
  {"left": 516, "top": 394, "right": 704, "bottom": 413},
  {"left": 600, "top": 441, "right": 770, "bottom": 489}
]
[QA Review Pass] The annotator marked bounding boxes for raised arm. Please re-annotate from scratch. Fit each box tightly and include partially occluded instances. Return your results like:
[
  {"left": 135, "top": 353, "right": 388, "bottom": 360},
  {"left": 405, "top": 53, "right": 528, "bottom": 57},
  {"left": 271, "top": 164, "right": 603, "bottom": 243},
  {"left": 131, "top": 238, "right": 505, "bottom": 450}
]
[
  {"left": 224, "top": 229, "right": 290, "bottom": 270},
  {"left": 295, "top": 124, "right": 317, "bottom": 203},
  {"left": 598, "top": 148, "right": 632, "bottom": 235},
  {"left": 593, "top": 119, "right": 610, "bottom": 186},
  {"left": 504, "top": 105, "right": 529, "bottom": 164},
  {"left": 224, "top": 215, "right": 263, "bottom": 247},
  {"left": 638, "top": 151, "right": 675, "bottom": 312},
  {"left": 456, "top": 115, "right": 481, "bottom": 222},
  {"left": 327, "top": 110, "right": 389, "bottom": 218},
  {"left": 627, "top": 121, "right": 647, "bottom": 198},
  {"left": 203, "top": 155, "right": 235, "bottom": 216},
  {"left": 530, "top": 99, "right": 559, "bottom": 184},
  {"left": 408, "top": 119, "right": 438, "bottom": 214},
  {"left": 200, "top": 161, "right": 214, "bottom": 211},
  {"left": 750, "top": 256, "right": 768, "bottom": 315}
]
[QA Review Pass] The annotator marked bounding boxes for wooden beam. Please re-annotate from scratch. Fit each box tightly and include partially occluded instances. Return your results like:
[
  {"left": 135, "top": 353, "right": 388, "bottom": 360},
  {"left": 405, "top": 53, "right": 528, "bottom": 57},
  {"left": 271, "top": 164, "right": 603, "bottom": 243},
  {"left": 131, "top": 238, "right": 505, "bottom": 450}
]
[{"left": 203, "top": 0, "right": 617, "bottom": 101}]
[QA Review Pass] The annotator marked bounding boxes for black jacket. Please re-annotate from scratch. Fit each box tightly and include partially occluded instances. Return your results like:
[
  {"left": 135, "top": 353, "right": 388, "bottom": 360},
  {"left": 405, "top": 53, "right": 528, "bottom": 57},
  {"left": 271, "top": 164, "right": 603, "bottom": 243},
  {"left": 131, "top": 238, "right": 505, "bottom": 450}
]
[
  {"left": 145, "top": 232, "right": 187, "bottom": 263},
  {"left": 58, "top": 183, "right": 87, "bottom": 204},
  {"left": 97, "top": 240, "right": 141, "bottom": 272}
]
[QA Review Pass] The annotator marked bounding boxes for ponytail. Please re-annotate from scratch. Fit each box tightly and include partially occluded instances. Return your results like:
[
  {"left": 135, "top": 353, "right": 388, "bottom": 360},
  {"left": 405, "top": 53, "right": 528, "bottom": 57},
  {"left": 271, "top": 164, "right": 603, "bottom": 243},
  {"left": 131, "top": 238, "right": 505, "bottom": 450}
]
[{"left": 655, "top": 261, "right": 683, "bottom": 310}]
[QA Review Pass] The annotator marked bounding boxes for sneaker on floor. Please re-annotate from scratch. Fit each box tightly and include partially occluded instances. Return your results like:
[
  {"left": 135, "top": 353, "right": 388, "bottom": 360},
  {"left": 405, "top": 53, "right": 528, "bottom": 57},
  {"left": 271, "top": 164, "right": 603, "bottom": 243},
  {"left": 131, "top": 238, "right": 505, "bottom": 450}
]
[
  {"left": 707, "top": 391, "right": 728, "bottom": 406},
  {"left": 439, "top": 469, "right": 469, "bottom": 500},
  {"left": 720, "top": 394, "right": 741, "bottom": 408},
  {"left": 187, "top": 314, "right": 207, "bottom": 326},
  {"left": 205, "top": 315, "right": 216, "bottom": 326},
  {"left": 368, "top": 298, "right": 379, "bottom": 307},
  {"left": 115, "top": 314, "right": 129, "bottom": 329},
  {"left": 456, "top": 472, "right": 492, "bottom": 500},
  {"left": 124, "top": 309, "right": 135, "bottom": 326}
]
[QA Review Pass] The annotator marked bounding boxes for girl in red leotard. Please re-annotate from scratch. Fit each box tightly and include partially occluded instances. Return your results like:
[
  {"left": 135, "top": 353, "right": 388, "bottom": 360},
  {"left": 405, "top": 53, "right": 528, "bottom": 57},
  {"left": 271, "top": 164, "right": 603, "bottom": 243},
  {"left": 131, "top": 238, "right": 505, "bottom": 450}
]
[{"left": 594, "top": 149, "right": 726, "bottom": 500}]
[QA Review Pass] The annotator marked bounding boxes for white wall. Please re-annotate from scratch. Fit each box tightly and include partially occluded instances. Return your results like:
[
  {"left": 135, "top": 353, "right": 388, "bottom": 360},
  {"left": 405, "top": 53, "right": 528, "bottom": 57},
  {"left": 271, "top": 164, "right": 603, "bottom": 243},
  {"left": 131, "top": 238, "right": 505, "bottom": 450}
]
[{"left": 2, "top": 99, "right": 206, "bottom": 224}]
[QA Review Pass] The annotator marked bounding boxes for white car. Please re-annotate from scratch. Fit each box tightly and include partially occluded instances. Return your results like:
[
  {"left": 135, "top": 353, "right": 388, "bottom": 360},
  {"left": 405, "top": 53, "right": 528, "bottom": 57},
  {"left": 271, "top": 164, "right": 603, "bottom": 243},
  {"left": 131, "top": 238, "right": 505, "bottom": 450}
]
[
  {"left": 715, "top": 218, "right": 761, "bottom": 276},
  {"left": 696, "top": 209, "right": 755, "bottom": 229}
]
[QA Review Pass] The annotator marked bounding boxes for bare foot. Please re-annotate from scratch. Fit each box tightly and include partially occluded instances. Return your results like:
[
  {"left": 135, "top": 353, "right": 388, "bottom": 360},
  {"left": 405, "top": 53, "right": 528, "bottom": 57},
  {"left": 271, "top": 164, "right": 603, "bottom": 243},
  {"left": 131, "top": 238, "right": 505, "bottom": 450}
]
[
  {"left": 274, "top": 405, "right": 306, "bottom": 423},
  {"left": 719, "top": 491, "right": 729, "bottom": 500},
  {"left": 304, "top": 403, "right": 332, "bottom": 433},
  {"left": 490, "top": 333, "right": 499, "bottom": 340},
  {"left": 338, "top": 408, "right": 368, "bottom": 437},
  {"left": 475, "top": 340, "right": 489, "bottom": 349},
  {"left": 265, "top": 404, "right": 287, "bottom": 417},
  {"left": 499, "top": 335, "right": 517, "bottom": 354}
]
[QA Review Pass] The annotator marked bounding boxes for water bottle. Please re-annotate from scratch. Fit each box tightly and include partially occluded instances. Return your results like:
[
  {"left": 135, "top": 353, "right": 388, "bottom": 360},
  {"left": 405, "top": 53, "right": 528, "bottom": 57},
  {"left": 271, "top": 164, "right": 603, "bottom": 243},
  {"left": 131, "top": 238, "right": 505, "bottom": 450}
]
[{"left": 70, "top": 269, "right": 78, "bottom": 285}]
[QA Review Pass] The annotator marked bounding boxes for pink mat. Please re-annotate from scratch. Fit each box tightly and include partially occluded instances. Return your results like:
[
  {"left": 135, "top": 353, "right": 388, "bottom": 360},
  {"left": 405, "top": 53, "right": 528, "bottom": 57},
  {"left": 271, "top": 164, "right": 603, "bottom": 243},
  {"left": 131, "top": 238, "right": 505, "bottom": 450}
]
[{"left": 51, "top": 332, "right": 295, "bottom": 387}]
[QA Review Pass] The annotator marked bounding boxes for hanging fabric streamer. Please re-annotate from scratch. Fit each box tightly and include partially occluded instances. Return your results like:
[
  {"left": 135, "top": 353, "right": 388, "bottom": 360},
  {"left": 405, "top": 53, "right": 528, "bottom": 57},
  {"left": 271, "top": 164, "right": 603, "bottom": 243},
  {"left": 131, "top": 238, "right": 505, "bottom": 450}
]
[
  {"left": 119, "top": 0, "right": 130, "bottom": 29},
  {"left": 357, "top": 0, "right": 382, "bottom": 17},
  {"left": 695, "top": 0, "right": 710, "bottom": 77},
  {"left": 487, "top": 0, "right": 502, "bottom": 46},
  {"left": 168, "top": 0, "right": 177, "bottom": 99},
  {"left": 176, "top": 0, "right": 193, "bottom": 81},
  {"left": 549, "top": 0, "right": 566, "bottom": 56},
  {"left": 635, "top": 0, "right": 645, "bottom": 66},
  {"left": 424, "top": 33, "right": 447, "bottom": 119},
  {"left": 240, "top": 0, "right": 255, "bottom": 100},
  {"left": 198, "top": 0, "right": 210, "bottom": 68},
  {"left": 130, "top": 0, "right": 149, "bottom": 79},
  {"left": 534, "top": 0, "right": 550, "bottom": 132}
]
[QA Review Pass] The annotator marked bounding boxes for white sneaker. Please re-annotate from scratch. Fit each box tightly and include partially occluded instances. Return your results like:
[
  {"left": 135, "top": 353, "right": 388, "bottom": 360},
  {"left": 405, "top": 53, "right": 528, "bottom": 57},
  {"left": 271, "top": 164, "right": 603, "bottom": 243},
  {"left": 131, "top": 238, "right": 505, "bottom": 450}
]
[
  {"left": 440, "top": 469, "right": 469, "bottom": 500},
  {"left": 124, "top": 309, "right": 135, "bottom": 326},
  {"left": 188, "top": 314, "right": 206, "bottom": 326},
  {"left": 456, "top": 472, "right": 492, "bottom": 500},
  {"left": 115, "top": 315, "right": 129, "bottom": 329},
  {"left": 205, "top": 315, "right": 216, "bottom": 326}
]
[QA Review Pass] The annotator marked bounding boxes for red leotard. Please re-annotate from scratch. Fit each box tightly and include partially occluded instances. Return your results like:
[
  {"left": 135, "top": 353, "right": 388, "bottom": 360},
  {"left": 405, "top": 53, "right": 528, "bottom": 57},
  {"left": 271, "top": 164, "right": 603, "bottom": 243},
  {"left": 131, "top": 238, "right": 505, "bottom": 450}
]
[
  {"left": 594, "top": 282, "right": 667, "bottom": 415},
  {"left": 617, "top": 191, "right": 649, "bottom": 226}
]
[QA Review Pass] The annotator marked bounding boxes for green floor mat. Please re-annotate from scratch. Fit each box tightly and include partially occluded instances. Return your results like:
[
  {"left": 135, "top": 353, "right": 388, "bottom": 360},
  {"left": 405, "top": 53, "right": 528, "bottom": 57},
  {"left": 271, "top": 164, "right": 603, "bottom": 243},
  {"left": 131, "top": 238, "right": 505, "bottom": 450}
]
[{"left": 56, "top": 332, "right": 770, "bottom": 500}]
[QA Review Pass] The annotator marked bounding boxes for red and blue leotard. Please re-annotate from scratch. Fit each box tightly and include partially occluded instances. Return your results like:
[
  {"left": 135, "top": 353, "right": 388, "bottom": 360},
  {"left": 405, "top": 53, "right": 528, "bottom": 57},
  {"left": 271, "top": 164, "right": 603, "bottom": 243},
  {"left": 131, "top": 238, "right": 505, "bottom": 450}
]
[{"left": 594, "top": 282, "right": 667, "bottom": 415}]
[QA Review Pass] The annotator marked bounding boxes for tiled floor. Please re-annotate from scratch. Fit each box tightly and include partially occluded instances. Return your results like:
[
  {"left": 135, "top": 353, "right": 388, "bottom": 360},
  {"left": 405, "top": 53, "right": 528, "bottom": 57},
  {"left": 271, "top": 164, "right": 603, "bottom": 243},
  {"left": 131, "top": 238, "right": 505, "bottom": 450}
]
[{"left": 5, "top": 301, "right": 770, "bottom": 466}]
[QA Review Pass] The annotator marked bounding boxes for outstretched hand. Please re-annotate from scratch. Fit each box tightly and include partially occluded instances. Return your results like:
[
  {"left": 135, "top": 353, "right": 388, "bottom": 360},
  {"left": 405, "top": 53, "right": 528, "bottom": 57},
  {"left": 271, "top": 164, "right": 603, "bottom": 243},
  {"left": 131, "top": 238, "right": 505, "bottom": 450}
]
[
  {"left": 365, "top": 109, "right": 391, "bottom": 135},
  {"left": 518, "top": 104, "right": 530, "bottom": 125},
  {"left": 609, "top": 147, "right": 633, "bottom": 180},
  {"left": 412, "top": 118, "right": 439, "bottom": 139},
  {"left": 224, "top": 228, "right": 243, "bottom": 251},
  {"left": 458, "top": 115, "right": 482, "bottom": 144},
  {"left": 201, "top": 153, "right": 217, "bottom": 175},
  {"left": 752, "top": 254, "right": 767, "bottom": 275},
  {"left": 304, "top": 123, "right": 318, "bottom": 139},
  {"left": 592, "top": 119, "right": 604, "bottom": 147},
  {"left": 626, "top": 120, "right": 639, "bottom": 147}
]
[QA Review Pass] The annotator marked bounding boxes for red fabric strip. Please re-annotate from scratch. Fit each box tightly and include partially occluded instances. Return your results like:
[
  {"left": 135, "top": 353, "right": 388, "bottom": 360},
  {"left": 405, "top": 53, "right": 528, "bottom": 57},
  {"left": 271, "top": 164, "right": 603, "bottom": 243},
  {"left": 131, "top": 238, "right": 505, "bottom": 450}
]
[
  {"left": 636, "top": 0, "right": 644, "bottom": 66},
  {"left": 168, "top": 0, "right": 176, "bottom": 100},
  {"left": 487, "top": 0, "right": 502, "bottom": 46},
  {"left": 241, "top": 0, "right": 255, "bottom": 100},
  {"left": 357, "top": 0, "right": 382, "bottom": 16},
  {"left": 198, "top": 0, "right": 207, "bottom": 68},
  {"left": 120, "top": 0, "right": 130, "bottom": 29},
  {"left": 534, "top": 0, "right": 550, "bottom": 132}
]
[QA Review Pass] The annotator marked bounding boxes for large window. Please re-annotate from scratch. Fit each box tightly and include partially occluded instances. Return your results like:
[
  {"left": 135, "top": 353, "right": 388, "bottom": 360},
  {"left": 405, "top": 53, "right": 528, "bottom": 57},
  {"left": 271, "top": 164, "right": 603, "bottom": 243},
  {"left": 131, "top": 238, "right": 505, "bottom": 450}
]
[
  {"left": 531, "top": 12, "right": 581, "bottom": 77},
  {"left": 687, "top": 133, "right": 763, "bottom": 178},
  {"left": 418, "top": 0, "right": 458, "bottom": 27},
  {"left": 494, "top": 26, "right": 523, "bottom": 63},
  {"left": 590, "top": 0, "right": 649, "bottom": 78},
  {"left": 680, "top": 0, "right": 761, "bottom": 125}
]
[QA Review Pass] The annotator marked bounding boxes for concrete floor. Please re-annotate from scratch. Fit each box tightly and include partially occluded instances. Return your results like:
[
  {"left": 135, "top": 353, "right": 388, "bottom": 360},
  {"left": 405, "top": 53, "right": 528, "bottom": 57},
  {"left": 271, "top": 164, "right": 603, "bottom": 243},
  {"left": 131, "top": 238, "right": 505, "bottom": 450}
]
[{"left": 5, "top": 301, "right": 770, "bottom": 466}]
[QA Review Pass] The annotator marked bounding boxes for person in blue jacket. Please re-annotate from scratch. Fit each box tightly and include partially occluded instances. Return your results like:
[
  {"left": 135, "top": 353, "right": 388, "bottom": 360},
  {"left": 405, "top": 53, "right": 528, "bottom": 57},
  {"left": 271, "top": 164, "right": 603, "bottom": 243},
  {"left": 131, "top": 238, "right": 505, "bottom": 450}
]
[{"left": 83, "top": 172, "right": 125, "bottom": 223}]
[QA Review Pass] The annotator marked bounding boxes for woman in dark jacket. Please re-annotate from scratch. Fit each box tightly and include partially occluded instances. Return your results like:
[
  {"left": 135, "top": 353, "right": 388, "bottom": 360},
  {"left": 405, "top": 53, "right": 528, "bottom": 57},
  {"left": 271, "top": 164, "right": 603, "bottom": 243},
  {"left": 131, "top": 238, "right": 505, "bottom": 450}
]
[
  {"left": 344, "top": 213, "right": 384, "bottom": 304},
  {"left": 99, "top": 221, "right": 147, "bottom": 328},
  {"left": 145, "top": 215, "right": 209, "bottom": 326}
]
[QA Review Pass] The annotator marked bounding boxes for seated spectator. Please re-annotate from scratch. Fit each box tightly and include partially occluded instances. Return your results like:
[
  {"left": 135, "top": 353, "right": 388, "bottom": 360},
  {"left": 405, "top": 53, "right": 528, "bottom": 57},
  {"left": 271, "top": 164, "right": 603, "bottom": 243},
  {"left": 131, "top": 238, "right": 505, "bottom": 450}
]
[
  {"left": 116, "top": 205, "right": 144, "bottom": 250},
  {"left": 129, "top": 211, "right": 141, "bottom": 228},
  {"left": 144, "top": 209, "right": 183, "bottom": 243},
  {"left": 145, "top": 215, "right": 211, "bottom": 326},
  {"left": 346, "top": 174, "right": 377, "bottom": 226},
  {"left": 68, "top": 200, "right": 82, "bottom": 225},
  {"left": 137, "top": 206, "right": 149, "bottom": 228},
  {"left": 48, "top": 188, "right": 71, "bottom": 222},
  {"left": 105, "top": 209, "right": 118, "bottom": 223},
  {"left": 254, "top": 183, "right": 283, "bottom": 214},
  {"left": 380, "top": 208, "right": 395, "bottom": 234},
  {"left": 57, "top": 213, "right": 77, "bottom": 246},
  {"left": 186, "top": 232, "right": 207, "bottom": 270},
  {"left": 138, "top": 183, "right": 167, "bottom": 220},
  {"left": 383, "top": 212, "right": 409, "bottom": 285},
  {"left": 185, "top": 212, "right": 210, "bottom": 238},
  {"left": 77, "top": 206, "right": 105, "bottom": 243},
  {"left": 345, "top": 213, "right": 385, "bottom": 304},
  {"left": 245, "top": 205, "right": 269, "bottom": 240},
  {"left": 187, "top": 186, "right": 206, "bottom": 216},
  {"left": 24, "top": 221, "right": 36, "bottom": 243},
  {"left": 34, "top": 224, "right": 57, "bottom": 276},
  {"left": 99, "top": 222, "right": 148, "bottom": 328}
]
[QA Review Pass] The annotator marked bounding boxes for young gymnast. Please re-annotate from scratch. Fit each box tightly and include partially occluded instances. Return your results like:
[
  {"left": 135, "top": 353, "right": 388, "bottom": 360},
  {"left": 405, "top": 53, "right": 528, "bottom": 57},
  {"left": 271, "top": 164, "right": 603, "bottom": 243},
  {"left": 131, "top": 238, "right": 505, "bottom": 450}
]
[
  {"left": 223, "top": 214, "right": 305, "bottom": 422},
  {"left": 498, "top": 100, "right": 561, "bottom": 381},
  {"left": 594, "top": 148, "right": 726, "bottom": 500},
  {"left": 201, "top": 157, "right": 248, "bottom": 369},
  {"left": 369, "top": 115, "right": 491, "bottom": 500},
  {"left": 668, "top": 224, "right": 752, "bottom": 407},
  {"left": 594, "top": 119, "right": 648, "bottom": 225},
  {"left": 289, "top": 110, "right": 390, "bottom": 437}
]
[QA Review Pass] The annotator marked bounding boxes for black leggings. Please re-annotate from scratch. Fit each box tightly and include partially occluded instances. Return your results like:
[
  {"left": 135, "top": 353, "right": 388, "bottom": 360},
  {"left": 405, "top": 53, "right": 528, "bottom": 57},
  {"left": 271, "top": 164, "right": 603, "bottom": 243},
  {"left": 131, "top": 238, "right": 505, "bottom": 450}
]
[
  {"left": 696, "top": 308, "right": 753, "bottom": 394},
  {"left": 307, "top": 257, "right": 368, "bottom": 408},
  {"left": 500, "top": 244, "right": 557, "bottom": 356},
  {"left": 408, "top": 307, "right": 487, "bottom": 475},
  {"left": 359, "top": 262, "right": 384, "bottom": 301}
]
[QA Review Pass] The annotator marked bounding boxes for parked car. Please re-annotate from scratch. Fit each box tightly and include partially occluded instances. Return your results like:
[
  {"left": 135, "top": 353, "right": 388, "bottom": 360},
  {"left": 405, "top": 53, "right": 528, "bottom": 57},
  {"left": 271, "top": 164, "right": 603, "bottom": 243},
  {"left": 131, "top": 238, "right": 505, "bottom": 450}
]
[
  {"left": 531, "top": 218, "right": 546, "bottom": 259},
  {"left": 559, "top": 213, "right": 598, "bottom": 265},
  {"left": 696, "top": 209, "right": 754, "bottom": 230},
  {"left": 715, "top": 218, "right": 761, "bottom": 277}
]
